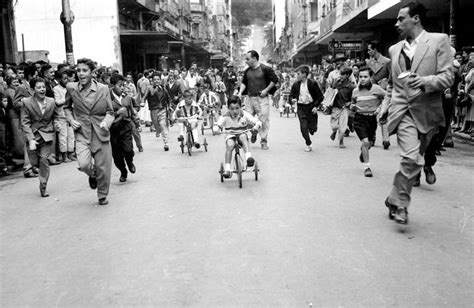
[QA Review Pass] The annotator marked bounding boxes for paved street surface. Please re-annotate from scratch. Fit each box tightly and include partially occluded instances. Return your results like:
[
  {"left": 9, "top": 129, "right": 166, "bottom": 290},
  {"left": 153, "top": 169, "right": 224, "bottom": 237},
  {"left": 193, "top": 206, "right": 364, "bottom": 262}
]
[{"left": 1, "top": 108, "right": 473, "bottom": 306}]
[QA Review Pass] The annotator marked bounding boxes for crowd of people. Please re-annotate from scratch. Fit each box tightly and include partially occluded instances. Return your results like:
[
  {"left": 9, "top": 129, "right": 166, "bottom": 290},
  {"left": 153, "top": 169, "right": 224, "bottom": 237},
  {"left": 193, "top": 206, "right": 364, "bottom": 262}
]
[{"left": 0, "top": 2, "right": 471, "bottom": 224}]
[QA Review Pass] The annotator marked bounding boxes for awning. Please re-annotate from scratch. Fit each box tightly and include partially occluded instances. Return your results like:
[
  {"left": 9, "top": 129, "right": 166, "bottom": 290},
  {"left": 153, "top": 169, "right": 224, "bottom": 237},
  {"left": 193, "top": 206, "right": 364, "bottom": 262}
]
[{"left": 120, "top": 30, "right": 178, "bottom": 41}]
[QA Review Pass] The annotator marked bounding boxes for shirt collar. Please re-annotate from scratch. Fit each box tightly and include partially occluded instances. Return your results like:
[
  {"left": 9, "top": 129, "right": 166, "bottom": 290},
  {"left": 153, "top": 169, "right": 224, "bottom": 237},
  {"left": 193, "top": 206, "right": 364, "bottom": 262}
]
[
  {"left": 405, "top": 30, "right": 426, "bottom": 46},
  {"left": 78, "top": 79, "right": 98, "bottom": 92}
]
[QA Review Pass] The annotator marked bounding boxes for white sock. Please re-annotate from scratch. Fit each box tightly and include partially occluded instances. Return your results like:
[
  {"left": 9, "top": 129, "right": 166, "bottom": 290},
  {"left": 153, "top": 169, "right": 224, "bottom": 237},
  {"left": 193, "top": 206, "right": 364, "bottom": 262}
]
[
  {"left": 365, "top": 163, "right": 370, "bottom": 169},
  {"left": 245, "top": 152, "right": 252, "bottom": 160},
  {"left": 225, "top": 163, "right": 231, "bottom": 171}
]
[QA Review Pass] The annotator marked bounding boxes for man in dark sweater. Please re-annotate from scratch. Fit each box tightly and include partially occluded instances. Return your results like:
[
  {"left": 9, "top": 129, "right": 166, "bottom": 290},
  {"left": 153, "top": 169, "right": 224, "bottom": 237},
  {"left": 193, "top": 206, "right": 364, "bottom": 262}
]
[{"left": 238, "top": 50, "right": 278, "bottom": 150}]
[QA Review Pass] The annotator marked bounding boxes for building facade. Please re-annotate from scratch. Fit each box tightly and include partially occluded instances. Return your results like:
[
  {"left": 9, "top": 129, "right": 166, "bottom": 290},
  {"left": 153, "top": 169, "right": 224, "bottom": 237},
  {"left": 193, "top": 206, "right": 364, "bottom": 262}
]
[
  {"left": 12, "top": 0, "right": 232, "bottom": 72},
  {"left": 275, "top": 0, "right": 474, "bottom": 67}
]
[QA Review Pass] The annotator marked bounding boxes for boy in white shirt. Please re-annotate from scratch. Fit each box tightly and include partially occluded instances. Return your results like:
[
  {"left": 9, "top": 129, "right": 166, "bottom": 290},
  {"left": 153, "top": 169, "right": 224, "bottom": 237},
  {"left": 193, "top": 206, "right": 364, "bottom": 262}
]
[{"left": 213, "top": 95, "right": 262, "bottom": 178}]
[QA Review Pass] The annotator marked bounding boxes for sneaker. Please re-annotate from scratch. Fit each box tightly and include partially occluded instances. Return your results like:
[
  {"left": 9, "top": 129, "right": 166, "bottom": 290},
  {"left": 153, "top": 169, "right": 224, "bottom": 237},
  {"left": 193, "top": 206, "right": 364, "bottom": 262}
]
[
  {"left": 177, "top": 135, "right": 184, "bottom": 142},
  {"left": 304, "top": 145, "right": 312, "bottom": 152},
  {"left": 223, "top": 170, "right": 232, "bottom": 178},
  {"left": 364, "top": 167, "right": 373, "bottom": 177},
  {"left": 194, "top": 142, "right": 201, "bottom": 149},
  {"left": 261, "top": 143, "right": 269, "bottom": 150},
  {"left": 330, "top": 130, "right": 337, "bottom": 141},
  {"left": 119, "top": 175, "right": 127, "bottom": 182},
  {"left": 339, "top": 141, "right": 346, "bottom": 148},
  {"left": 164, "top": 145, "right": 169, "bottom": 151},
  {"left": 250, "top": 130, "right": 258, "bottom": 143},
  {"left": 247, "top": 157, "right": 255, "bottom": 167}
]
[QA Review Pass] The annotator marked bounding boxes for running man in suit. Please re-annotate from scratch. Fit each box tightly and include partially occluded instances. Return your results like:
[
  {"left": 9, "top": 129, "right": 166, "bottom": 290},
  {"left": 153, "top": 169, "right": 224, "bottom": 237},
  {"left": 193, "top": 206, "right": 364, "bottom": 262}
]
[
  {"left": 381, "top": 2, "right": 454, "bottom": 224},
  {"left": 64, "top": 58, "right": 115, "bottom": 206}
]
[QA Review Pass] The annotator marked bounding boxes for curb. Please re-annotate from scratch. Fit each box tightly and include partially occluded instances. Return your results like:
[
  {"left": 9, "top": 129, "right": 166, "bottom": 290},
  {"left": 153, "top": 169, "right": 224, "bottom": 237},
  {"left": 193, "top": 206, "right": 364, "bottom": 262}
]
[{"left": 452, "top": 131, "right": 474, "bottom": 144}]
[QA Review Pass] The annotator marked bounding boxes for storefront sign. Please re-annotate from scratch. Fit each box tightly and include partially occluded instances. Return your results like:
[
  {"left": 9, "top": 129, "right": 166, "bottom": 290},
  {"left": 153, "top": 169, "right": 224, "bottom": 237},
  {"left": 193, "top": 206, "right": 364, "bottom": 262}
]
[{"left": 328, "top": 40, "right": 363, "bottom": 51}]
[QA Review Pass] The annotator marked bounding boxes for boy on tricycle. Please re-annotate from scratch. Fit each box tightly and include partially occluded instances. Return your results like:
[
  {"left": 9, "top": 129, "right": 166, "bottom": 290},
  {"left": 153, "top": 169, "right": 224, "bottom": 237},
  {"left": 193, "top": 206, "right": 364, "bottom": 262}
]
[{"left": 213, "top": 95, "right": 261, "bottom": 178}]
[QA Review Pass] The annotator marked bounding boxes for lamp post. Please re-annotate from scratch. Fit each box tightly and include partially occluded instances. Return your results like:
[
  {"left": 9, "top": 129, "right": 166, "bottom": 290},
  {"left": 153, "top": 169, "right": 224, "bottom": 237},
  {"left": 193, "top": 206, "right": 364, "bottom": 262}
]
[{"left": 60, "top": 0, "right": 75, "bottom": 66}]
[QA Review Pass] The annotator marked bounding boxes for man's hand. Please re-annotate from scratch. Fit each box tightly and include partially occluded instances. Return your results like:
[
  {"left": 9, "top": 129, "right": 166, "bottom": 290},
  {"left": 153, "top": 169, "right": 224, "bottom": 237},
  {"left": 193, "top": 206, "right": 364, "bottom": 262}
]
[
  {"left": 212, "top": 125, "right": 221, "bottom": 134},
  {"left": 407, "top": 73, "right": 426, "bottom": 89},
  {"left": 100, "top": 121, "right": 108, "bottom": 130},
  {"left": 349, "top": 104, "right": 358, "bottom": 112},
  {"left": 260, "top": 89, "right": 268, "bottom": 98},
  {"left": 117, "top": 107, "right": 127, "bottom": 116},
  {"left": 252, "top": 124, "right": 260, "bottom": 132},
  {"left": 70, "top": 119, "right": 81, "bottom": 130},
  {"left": 29, "top": 140, "right": 37, "bottom": 151},
  {"left": 311, "top": 107, "right": 318, "bottom": 114}
]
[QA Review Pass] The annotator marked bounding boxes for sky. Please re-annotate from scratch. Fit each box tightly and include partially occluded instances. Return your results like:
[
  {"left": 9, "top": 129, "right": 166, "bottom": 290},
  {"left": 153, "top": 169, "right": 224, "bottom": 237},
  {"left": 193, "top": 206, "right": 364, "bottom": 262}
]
[{"left": 274, "top": 0, "right": 285, "bottom": 41}]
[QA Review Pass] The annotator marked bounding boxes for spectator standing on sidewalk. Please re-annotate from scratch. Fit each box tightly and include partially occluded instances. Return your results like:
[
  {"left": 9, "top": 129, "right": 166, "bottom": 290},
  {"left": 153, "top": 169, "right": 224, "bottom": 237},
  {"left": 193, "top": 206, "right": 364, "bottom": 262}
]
[
  {"left": 238, "top": 50, "right": 278, "bottom": 150},
  {"left": 53, "top": 69, "right": 76, "bottom": 163}
]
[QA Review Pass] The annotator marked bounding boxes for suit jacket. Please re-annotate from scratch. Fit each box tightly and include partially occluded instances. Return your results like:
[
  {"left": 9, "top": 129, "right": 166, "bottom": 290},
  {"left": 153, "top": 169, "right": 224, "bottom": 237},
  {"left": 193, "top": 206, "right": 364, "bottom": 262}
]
[
  {"left": 289, "top": 78, "right": 324, "bottom": 107},
  {"left": 367, "top": 54, "right": 391, "bottom": 85},
  {"left": 64, "top": 80, "right": 115, "bottom": 144},
  {"left": 21, "top": 96, "right": 62, "bottom": 142},
  {"left": 167, "top": 82, "right": 183, "bottom": 106},
  {"left": 110, "top": 90, "right": 139, "bottom": 128},
  {"left": 13, "top": 83, "right": 34, "bottom": 111},
  {"left": 382, "top": 31, "right": 454, "bottom": 135}
]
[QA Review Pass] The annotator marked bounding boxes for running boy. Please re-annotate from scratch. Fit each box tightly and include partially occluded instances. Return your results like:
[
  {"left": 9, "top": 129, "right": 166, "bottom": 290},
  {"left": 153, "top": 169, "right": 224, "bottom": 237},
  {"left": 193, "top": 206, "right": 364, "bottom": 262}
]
[
  {"left": 213, "top": 95, "right": 262, "bottom": 178},
  {"left": 350, "top": 67, "right": 386, "bottom": 177},
  {"left": 173, "top": 90, "right": 203, "bottom": 148}
]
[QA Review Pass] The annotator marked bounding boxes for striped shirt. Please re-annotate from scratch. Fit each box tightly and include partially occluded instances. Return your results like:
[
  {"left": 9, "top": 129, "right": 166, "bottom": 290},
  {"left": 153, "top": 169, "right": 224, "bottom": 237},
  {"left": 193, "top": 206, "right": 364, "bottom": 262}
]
[
  {"left": 215, "top": 110, "right": 261, "bottom": 133},
  {"left": 351, "top": 84, "right": 386, "bottom": 114}
]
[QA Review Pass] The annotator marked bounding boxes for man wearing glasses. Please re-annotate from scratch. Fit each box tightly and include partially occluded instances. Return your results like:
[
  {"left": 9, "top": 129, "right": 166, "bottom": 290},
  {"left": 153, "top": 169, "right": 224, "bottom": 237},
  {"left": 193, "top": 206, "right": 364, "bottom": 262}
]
[{"left": 238, "top": 50, "right": 278, "bottom": 150}]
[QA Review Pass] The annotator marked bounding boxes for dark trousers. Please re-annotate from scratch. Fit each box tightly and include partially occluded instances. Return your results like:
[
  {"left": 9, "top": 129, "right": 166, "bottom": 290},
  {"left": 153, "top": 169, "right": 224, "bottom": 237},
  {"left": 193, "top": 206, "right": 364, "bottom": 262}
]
[
  {"left": 297, "top": 104, "right": 318, "bottom": 146},
  {"left": 27, "top": 137, "right": 52, "bottom": 187},
  {"left": 131, "top": 123, "right": 142, "bottom": 149},
  {"left": 424, "top": 97, "right": 454, "bottom": 167},
  {"left": 110, "top": 121, "right": 134, "bottom": 177}
]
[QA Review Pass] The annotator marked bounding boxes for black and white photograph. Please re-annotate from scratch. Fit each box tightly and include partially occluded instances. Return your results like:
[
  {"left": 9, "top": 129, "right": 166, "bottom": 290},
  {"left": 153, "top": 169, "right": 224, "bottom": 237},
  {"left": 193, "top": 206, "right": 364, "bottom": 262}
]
[{"left": 0, "top": 0, "right": 473, "bottom": 306}]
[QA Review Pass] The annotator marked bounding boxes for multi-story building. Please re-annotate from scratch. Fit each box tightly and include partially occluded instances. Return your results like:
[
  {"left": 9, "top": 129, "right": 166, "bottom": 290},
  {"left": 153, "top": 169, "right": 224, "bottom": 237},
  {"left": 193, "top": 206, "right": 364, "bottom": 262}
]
[
  {"left": 276, "top": 0, "right": 474, "bottom": 67},
  {"left": 208, "top": 0, "right": 232, "bottom": 67},
  {"left": 11, "top": 0, "right": 231, "bottom": 73}
]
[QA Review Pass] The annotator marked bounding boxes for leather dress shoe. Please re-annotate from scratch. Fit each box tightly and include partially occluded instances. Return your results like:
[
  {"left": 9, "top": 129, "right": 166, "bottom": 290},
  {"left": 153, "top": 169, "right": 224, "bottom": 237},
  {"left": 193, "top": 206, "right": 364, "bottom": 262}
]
[
  {"left": 364, "top": 168, "right": 373, "bottom": 177},
  {"left": 128, "top": 163, "right": 136, "bottom": 174},
  {"left": 98, "top": 198, "right": 109, "bottom": 205},
  {"left": 330, "top": 130, "right": 337, "bottom": 141},
  {"left": 394, "top": 207, "right": 408, "bottom": 224},
  {"left": 424, "top": 166, "right": 436, "bottom": 185},
  {"left": 24, "top": 170, "right": 38, "bottom": 178},
  {"left": 40, "top": 185, "right": 49, "bottom": 197},
  {"left": 385, "top": 198, "right": 397, "bottom": 220},
  {"left": 383, "top": 141, "right": 390, "bottom": 150},
  {"left": 119, "top": 176, "right": 127, "bottom": 182},
  {"left": 88, "top": 176, "right": 98, "bottom": 189}
]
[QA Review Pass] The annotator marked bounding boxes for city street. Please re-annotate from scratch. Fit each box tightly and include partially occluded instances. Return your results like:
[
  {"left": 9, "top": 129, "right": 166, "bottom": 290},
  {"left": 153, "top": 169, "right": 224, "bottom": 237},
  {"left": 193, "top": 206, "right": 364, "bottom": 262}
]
[{"left": 1, "top": 108, "right": 473, "bottom": 306}]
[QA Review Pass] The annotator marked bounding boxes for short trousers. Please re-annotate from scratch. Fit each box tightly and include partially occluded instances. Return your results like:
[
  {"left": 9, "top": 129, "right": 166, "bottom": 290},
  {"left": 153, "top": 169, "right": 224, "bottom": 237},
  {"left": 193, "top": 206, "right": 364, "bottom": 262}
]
[{"left": 354, "top": 113, "right": 377, "bottom": 141}]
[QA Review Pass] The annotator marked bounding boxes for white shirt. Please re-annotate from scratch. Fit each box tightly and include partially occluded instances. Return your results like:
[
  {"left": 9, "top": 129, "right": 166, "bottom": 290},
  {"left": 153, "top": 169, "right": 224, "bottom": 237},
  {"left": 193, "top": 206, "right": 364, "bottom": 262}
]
[
  {"left": 36, "top": 98, "right": 46, "bottom": 115},
  {"left": 403, "top": 30, "right": 426, "bottom": 60},
  {"left": 112, "top": 91, "right": 123, "bottom": 105},
  {"left": 298, "top": 80, "right": 313, "bottom": 104}
]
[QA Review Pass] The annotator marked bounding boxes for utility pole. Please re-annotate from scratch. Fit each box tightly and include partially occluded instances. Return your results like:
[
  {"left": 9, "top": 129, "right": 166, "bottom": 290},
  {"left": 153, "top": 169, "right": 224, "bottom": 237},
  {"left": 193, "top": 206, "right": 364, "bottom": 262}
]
[
  {"left": 60, "top": 0, "right": 75, "bottom": 66},
  {"left": 449, "top": 0, "right": 457, "bottom": 48}
]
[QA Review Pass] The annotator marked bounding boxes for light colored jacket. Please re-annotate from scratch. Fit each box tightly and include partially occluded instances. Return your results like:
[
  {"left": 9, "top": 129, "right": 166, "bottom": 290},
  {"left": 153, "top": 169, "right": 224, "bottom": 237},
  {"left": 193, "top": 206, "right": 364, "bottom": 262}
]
[{"left": 382, "top": 31, "right": 454, "bottom": 135}]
